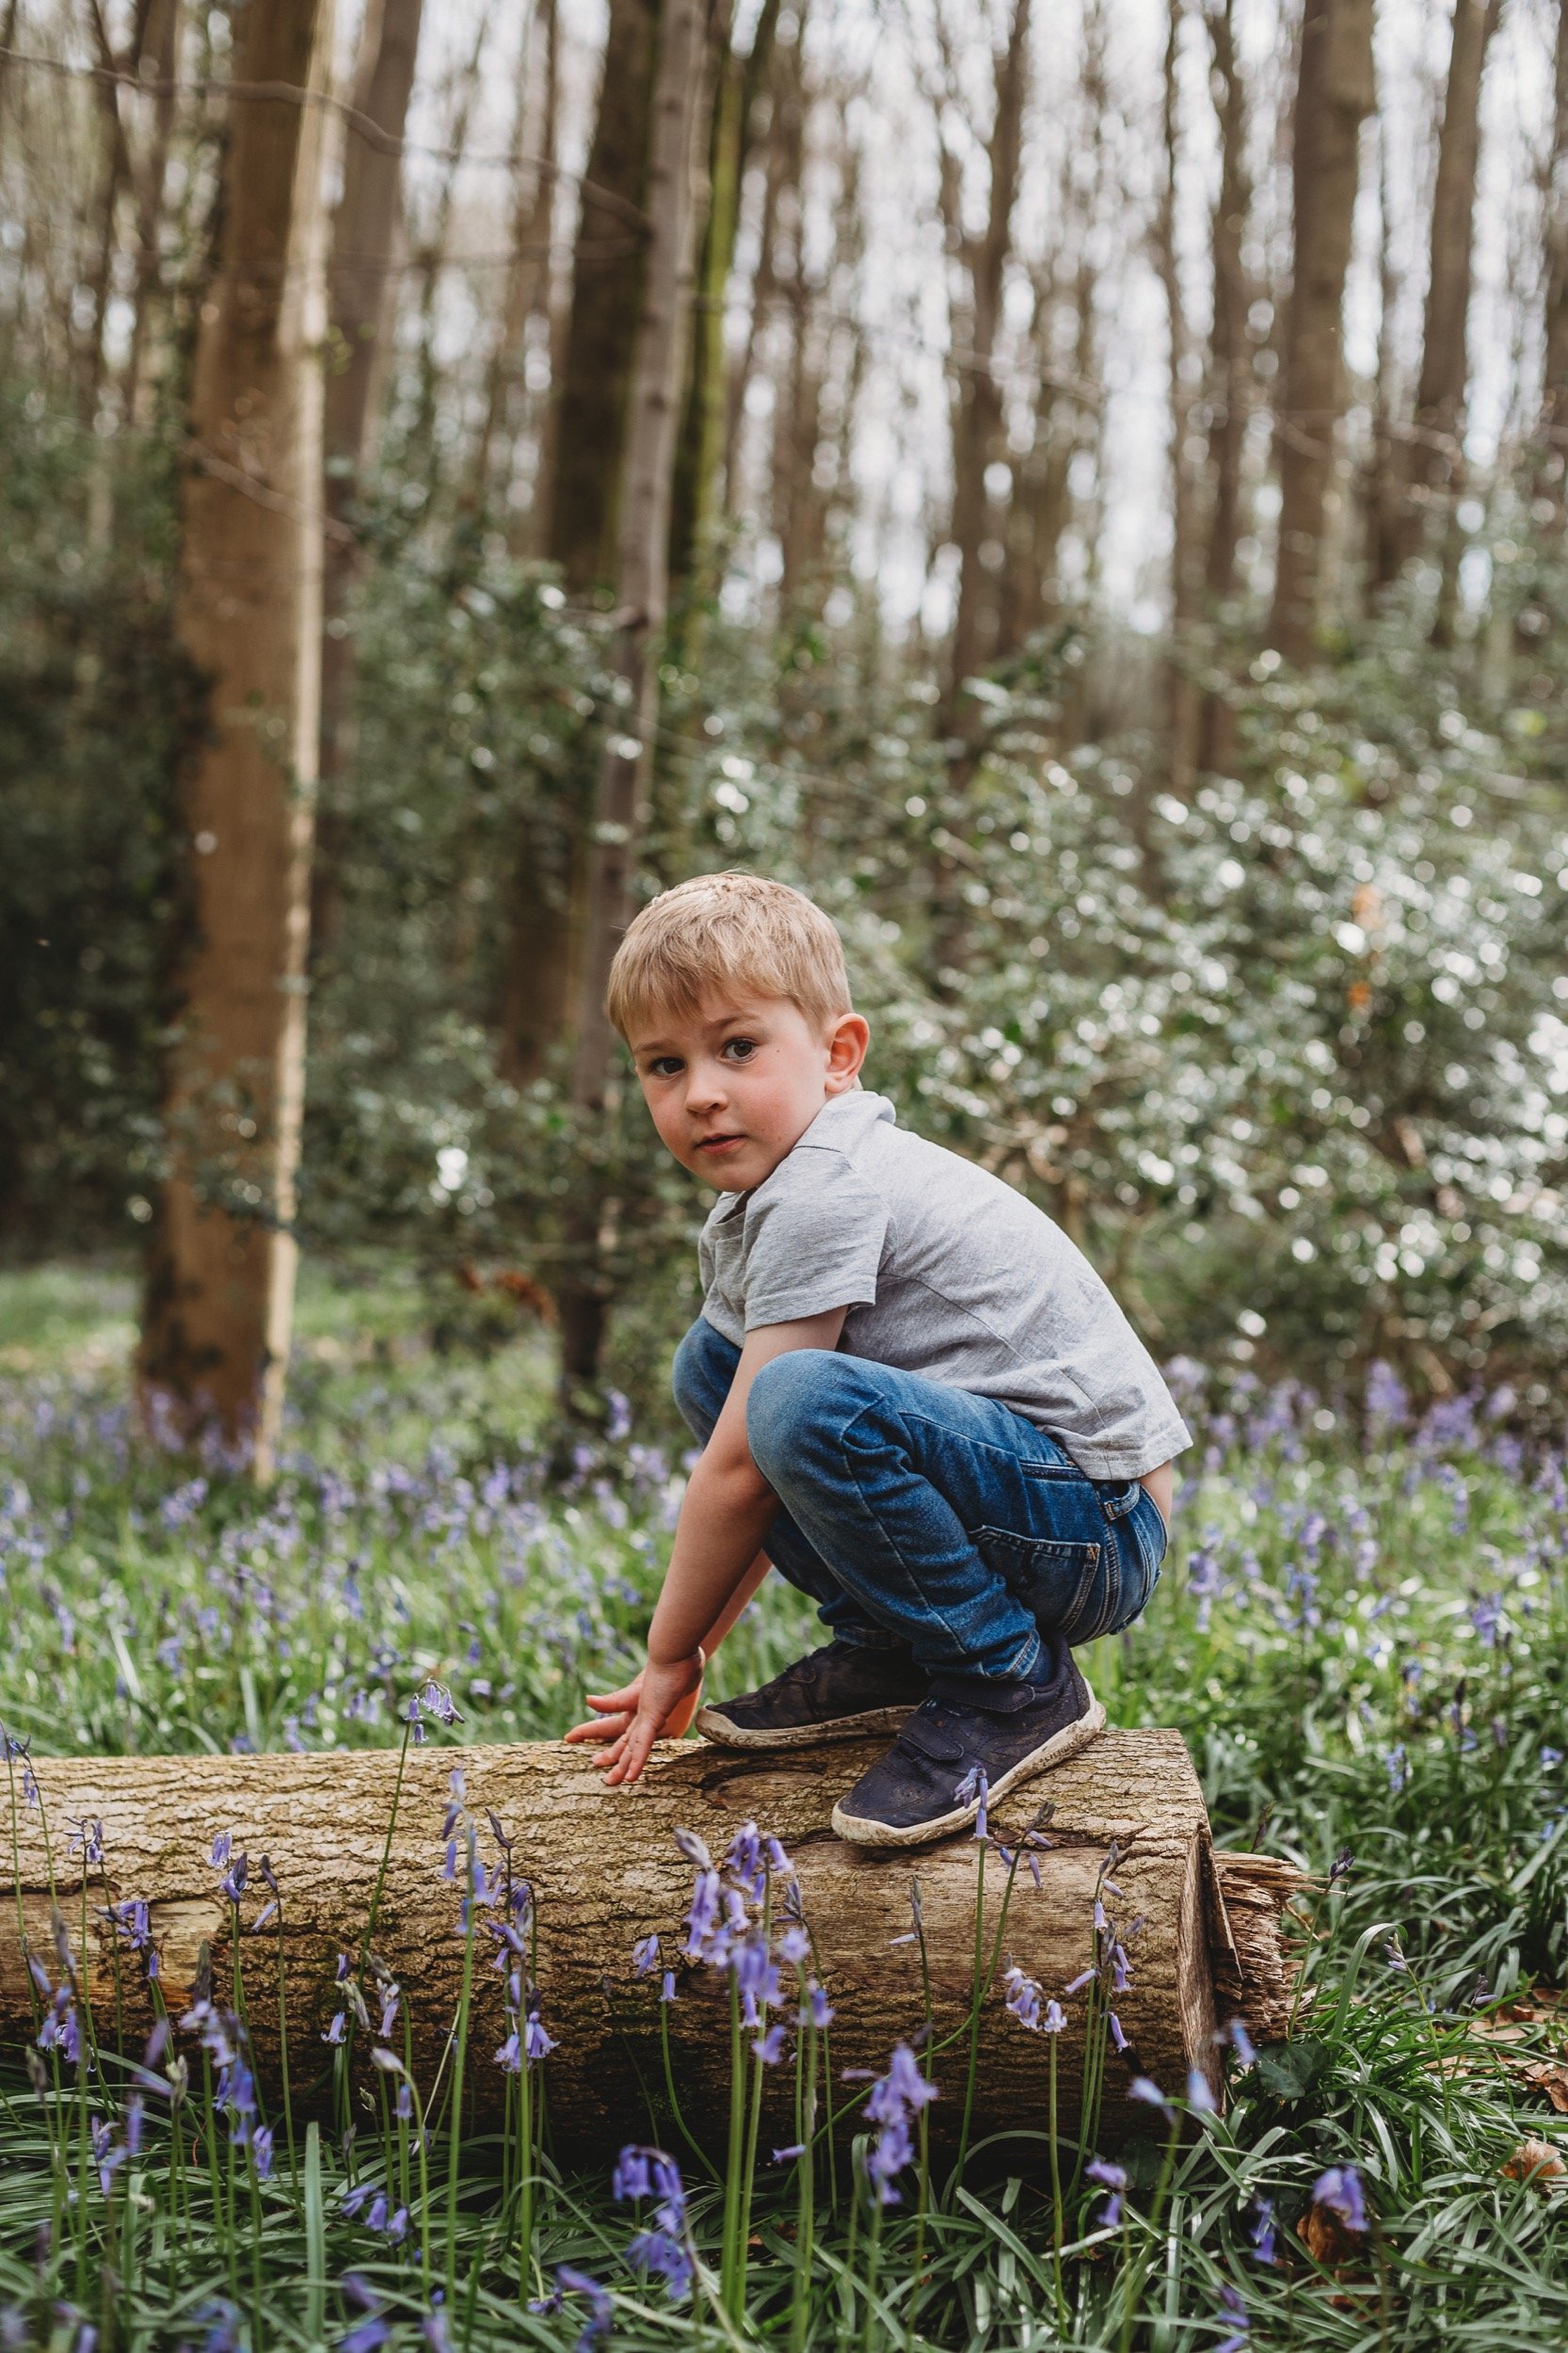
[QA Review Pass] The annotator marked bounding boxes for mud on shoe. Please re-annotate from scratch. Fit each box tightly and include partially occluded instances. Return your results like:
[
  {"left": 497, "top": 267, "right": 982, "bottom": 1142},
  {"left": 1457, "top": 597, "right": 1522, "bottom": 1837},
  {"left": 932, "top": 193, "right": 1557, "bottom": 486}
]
[
  {"left": 695, "top": 1639, "right": 930, "bottom": 1751},
  {"left": 830, "top": 1649, "right": 1105, "bottom": 1848}
]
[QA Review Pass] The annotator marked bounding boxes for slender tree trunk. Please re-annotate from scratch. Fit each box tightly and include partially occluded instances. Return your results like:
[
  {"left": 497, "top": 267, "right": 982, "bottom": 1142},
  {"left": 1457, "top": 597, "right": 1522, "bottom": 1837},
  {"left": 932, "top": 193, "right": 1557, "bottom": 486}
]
[
  {"left": 1536, "top": 0, "right": 1568, "bottom": 531},
  {"left": 469, "top": 0, "right": 558, "bottom": 520},
  {"left": 1156, "top": 0, "right": 1199, "bottom": 798},
  {"left": 546, "top": 0, "right": 664, "bottom": 594},
  {"left": 556, "top": 0, "right": 712, "bottom": 1403},
  {"left": 123, "top": 0, "right": 183, "bottom": 424},
  {"left": 136, "top": 0, "right": 334, "bottom": 1476},
  {"left": 1394, "top": 0, "right": 1502, "bottom": 608},
  {"left": 311, "top": 0, "right": 425, "bottom": 971},
  {"left": 1267, "top": 0, "right": 1375, "bottom": 664},
  {"left": 668, "top": 0, "right": 780, "bottom": 600},
  {"left": 933, "top": 0, "right": 1032, "bottom": 978},
  {"left": 1196, "top": 0, "right": 1252, "bottom": 774},
  {"left": 499, "top": 0, "right": 664, "bottom": 1096}
]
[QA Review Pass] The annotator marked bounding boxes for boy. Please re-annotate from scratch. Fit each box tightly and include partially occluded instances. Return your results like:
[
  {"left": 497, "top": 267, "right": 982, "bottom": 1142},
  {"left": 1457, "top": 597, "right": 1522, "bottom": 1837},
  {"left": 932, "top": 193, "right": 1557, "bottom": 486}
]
[{"left": 565, "top": 872, "right": 1189, "bottom": 1847}]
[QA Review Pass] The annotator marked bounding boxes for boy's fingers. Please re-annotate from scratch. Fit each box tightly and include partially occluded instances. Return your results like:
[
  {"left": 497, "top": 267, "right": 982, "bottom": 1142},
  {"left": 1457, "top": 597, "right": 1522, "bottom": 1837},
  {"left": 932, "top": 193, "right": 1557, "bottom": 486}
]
[{"left": 584, "top": 1686, "right": 639, "bottom": 1713}]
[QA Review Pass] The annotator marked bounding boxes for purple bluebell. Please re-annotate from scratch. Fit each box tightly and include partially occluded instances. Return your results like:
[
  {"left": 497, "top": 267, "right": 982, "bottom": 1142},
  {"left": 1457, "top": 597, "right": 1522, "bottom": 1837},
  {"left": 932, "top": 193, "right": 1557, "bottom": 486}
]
[
  {"left": 1109, "top": 2012, "right": 1128, "bottom": 2052},
  {"left": 1311, "top": 2165, "right": 1368, "bottom": 2233},
  {"left": 632, "top": 1935, "right": 660, "bottom": 1977},
  {"left": 954, "top": 1766, "right": 989, "bottom": 1840},
  {"left": 1085, "top": 2157, "right": 1127, "bottom": 2228},
  {"left": 1226, "top": 2019, "right": 1256, "bottom": 2067},
  {"left": 1128, "top": 2076, "right": 1172, "bottom": 2115},
  {"left": 661, "top": 1970, "right": 677, "bottom": 2004},
  {"left": 1214, "top": 2284, "right": 1250, "bottom": 2351},
  {"left": 552, "top": 2265, "right": 613, "bottom": 2352},
  {"left": 1246, "top": 2196, "right": 1277, "bottom": 2265},
  {"left": 753, "top": 2023, "right": 786, "bottom": 2065},
  {"left": 772, "top": 2143, "right": 806, "bottom": 2163},
  {"left": 673, "top": 1828, "right": 712, "bottom": 1871},
  {"left": 1002, "top": 1966, "right": 1043, "bottom": 2029},
  {"left": 1187, "top": 2067, "right": 1217, "bottom": 2114}
]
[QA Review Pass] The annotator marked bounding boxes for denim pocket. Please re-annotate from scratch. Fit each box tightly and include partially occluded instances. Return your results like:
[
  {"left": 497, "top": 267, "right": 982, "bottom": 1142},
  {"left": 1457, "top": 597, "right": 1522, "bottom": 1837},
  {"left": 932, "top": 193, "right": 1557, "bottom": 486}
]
[
  {"left": 1101, "top": 1491, "right": 1167, "bottom": 1634},
  {"left": 976, "top": 1527, "right": 1120, "bottom": 1645}
]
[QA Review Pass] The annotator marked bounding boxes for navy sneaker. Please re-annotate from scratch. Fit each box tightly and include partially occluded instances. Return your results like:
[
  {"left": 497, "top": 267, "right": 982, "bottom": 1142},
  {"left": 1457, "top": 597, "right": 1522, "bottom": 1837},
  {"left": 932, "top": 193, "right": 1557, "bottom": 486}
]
[
  {"left": 695, "top": 1639, "right": 930, "bottom": 1750},
  {"left": 830, "top": 1648, "right": 1105, "bottom": 1848}
]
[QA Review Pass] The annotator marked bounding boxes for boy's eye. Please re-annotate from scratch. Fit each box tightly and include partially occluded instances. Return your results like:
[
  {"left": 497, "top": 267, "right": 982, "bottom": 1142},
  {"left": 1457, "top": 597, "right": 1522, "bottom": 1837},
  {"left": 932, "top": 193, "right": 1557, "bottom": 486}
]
[
  {"left": 648, "top": 1056, "right": 684, "bottom": 1079},
  {"left": 722, "top": 1037, "right": 758, "bottom": 1062}
]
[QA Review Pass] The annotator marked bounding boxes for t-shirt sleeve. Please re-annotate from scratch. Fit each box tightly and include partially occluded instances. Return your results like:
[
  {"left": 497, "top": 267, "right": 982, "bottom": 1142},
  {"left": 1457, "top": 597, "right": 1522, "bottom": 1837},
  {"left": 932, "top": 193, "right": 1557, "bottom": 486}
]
[{"left": 740, "top": 1151, "right": 890, "bottom": 1330}]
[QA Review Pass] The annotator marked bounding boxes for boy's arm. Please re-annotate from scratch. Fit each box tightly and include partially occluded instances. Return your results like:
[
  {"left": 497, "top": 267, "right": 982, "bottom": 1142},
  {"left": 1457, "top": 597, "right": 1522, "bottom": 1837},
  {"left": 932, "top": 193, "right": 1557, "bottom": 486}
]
[
  {"left": 587, "top": 1306, "right": 848, "bottom": 1788},
  {"left": 564, "top": 1546, "right": 773, "bottom": 1750}
]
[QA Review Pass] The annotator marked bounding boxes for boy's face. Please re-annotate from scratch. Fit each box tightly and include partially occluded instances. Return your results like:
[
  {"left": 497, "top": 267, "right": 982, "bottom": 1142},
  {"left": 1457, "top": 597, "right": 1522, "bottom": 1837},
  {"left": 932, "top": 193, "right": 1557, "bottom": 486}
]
[{"left": 630, "top": 993, "right": 870, "bottom": 1193}]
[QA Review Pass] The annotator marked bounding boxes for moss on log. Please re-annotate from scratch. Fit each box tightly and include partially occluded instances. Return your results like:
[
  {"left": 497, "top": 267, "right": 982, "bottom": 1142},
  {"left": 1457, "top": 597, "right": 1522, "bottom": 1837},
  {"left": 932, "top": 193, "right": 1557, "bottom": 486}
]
[{"left": 0, "top": 1731, "right": 1301, "bottom": 2154}]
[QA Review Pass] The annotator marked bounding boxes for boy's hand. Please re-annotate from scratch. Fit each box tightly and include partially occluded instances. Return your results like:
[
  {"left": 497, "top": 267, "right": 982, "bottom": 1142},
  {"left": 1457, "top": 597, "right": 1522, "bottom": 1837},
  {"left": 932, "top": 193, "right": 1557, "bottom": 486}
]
[
  {"left": 568, "top": 1652, "right": 706, "bottom": 1786},
  {"left": 565, "top": 1660, "right": 705, "bottom": 1751}
]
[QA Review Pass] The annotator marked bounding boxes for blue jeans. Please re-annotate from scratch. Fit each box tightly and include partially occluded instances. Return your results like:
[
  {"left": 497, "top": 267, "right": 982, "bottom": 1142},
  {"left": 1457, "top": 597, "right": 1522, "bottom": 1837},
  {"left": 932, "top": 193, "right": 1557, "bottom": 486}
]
[{"left": 671, "top": 1319, "right": 1166, "bottom": 1686}]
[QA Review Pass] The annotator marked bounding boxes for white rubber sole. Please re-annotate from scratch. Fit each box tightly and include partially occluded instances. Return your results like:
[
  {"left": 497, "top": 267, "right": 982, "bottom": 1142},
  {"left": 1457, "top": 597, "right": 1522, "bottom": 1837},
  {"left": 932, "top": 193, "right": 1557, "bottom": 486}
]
[
  {"left": 829, "top": 1685, "right": 1108, "bottom": 1849},
  {"left": 694, "top": 1701, "right": 919, "bottom": 1752}
]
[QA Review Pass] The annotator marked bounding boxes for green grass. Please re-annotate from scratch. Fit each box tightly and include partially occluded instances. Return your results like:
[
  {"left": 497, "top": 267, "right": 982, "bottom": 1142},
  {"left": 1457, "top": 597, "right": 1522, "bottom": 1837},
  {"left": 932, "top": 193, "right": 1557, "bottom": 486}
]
[{"left": 1, "top": 1265, "right": 1566, "bottom": 2349}]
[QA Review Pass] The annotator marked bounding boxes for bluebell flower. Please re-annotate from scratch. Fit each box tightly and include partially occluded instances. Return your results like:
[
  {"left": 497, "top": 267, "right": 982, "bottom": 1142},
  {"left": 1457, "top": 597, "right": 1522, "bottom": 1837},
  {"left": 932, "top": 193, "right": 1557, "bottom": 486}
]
[
  {"left": 1187, "top": 2067, "right": 1217, "bottom": 2114},
  {"left": 632, "top": 1935, "right": 660, "bottom": 1977},
  {"left": 752, "top": 2023, "right": 786, "bottom": 2065},
  {"left": 1002, "top": 1965, "right": 1042, "bottom": 2029},
  {"left": 1128, "top": 2075, "right": 1172, "bottom": 2115},
  {"left": 552, "top": 2265, "right": 612, "bottom": 2352},
  {"left": 1311, "top": 2165, "right": 1368, "bottom": 2233},
  {"left": 1246, "top": 2197, "right": 1277, "bottom": 2265},
  {"left": 1085, "top": 2157, "right": 1126, "bottom": 2227},
  {"left": 1226, "top": 2018, "right": 1256, "bottom": 2068},
  {"left": 1214, "top": 2283, "right": 1250, "bottom": 2351}
]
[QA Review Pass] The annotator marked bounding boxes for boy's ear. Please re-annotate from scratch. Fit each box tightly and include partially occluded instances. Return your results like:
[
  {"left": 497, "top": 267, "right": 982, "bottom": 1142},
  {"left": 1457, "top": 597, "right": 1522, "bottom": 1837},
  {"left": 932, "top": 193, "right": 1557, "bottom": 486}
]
[{"left": 824, "top": 1012, "right": 871, "bottom": 1090}]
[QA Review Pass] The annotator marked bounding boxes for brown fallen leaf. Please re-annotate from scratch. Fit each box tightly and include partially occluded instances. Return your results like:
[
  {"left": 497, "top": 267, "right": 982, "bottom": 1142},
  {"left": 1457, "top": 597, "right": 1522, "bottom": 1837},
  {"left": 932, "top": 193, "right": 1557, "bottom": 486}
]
[
  {"left": 1297, "top": 2206, "right": 1364, "bottom": 2267},
  {"left": 1502, "top": 2137, "right": 1566, "bottom": 2184}
]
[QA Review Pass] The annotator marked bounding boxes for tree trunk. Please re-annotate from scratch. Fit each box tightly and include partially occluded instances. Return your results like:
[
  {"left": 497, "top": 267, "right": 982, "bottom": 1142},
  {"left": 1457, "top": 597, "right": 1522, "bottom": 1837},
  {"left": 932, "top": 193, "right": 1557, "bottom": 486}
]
[
  {"left": 933, "top": 0, "right": 1032, "bottom": 978},
  {"left": 1, "top": 1731, "right": 1302, "bottom": 2156},
  {"left": 1195, "top": 0, "right": 1252, "bottom": 776},
  {"left": 667, "top": 0, "right": 780, "bottom": 600},
  {"left": 1267, "top": 0, "right": 1374, "bottom": 664},
  {"left": 469, "top": 0, "right": 559, "bottom": 522},
  {"left": 1394, "top": 0, "right": 1502, "bottom": 601},
  {"left": 500, "top": 0, "right": 663, "bottom": 1097},
  {"left": 135, "top": 0, "right": 334, "bottom": 1477},
  {"left": 1536, "top": 0, "right": 1568, "bottom": 530},
  {"left": 120, "top": 0, "right": 183, "bottom": 425},
  {"left": 556, "top": 0, "right": 712, "bottom": 1403},
  {"left": 310, "top": 0, "right": 425, "bottom": 975},
  {"left": 546, "top": 0, "right": 664, "bottom": 595},
  {"left": 1156, "top": 0, "right": 1199, "bottom": 802}
]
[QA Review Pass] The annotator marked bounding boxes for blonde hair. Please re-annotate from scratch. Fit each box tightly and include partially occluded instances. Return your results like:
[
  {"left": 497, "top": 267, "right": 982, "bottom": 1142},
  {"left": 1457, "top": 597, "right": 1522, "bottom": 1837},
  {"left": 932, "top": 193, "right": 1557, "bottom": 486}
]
[{"left": 606, "top": 872, "right": 855, "bottom": 1041}]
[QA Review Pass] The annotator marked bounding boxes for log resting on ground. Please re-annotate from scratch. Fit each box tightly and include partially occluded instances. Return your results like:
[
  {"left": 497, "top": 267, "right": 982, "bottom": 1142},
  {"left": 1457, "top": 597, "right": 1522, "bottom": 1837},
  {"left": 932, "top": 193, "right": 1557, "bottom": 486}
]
[{"left": 1, "top": 1730, "right": 1303, "bottom": 2155}]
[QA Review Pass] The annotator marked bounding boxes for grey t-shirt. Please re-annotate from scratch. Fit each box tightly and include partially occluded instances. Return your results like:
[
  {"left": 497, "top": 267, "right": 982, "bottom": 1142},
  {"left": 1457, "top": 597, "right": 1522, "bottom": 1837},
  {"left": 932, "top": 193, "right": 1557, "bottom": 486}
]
[{"left": 697, "top": 1090, "right": 1191, "bottom": 1481}]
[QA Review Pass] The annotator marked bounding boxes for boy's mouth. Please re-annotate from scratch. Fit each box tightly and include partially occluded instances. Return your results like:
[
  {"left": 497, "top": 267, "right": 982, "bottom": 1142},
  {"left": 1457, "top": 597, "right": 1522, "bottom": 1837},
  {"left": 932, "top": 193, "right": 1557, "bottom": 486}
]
[{"left": 694, "top": 1132, "right": 745, "bottom": 1157}]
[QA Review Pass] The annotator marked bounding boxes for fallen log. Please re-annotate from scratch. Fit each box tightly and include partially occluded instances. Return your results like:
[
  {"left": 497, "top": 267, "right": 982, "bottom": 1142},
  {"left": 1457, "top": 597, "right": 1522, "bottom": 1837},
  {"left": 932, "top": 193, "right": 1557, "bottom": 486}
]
[{"left": 1, "top": 1730, "right": 1302, "bottom": 2156}]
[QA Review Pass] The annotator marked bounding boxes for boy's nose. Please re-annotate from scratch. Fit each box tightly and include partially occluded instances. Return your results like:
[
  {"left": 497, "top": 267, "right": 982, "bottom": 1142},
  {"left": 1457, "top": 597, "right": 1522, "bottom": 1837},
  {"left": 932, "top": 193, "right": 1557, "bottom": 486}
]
[{"left": 683, "top": 1063, "right": 727, "bottom": 1112}]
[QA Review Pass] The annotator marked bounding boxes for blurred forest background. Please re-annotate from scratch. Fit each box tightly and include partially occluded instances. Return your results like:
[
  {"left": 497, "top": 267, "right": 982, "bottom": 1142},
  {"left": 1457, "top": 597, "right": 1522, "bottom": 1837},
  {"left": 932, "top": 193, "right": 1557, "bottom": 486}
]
[{"left": 1, "top": 0, "right": 1565, "bottom": 1464}]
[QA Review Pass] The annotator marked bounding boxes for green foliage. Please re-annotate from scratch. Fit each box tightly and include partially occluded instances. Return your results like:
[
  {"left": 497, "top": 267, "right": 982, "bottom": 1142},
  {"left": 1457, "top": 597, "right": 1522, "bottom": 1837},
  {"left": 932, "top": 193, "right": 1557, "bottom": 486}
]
[{"left": 0, "top": 390, "right": 199, "bottom": 1244}]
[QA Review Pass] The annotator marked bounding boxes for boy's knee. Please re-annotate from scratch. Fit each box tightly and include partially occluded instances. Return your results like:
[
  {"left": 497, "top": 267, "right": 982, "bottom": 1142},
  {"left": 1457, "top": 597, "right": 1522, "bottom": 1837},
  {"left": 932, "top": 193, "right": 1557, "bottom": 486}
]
[
  {"left": 671, "top": 1319, "right": 739, "bottom": 1442},
  {"left": 746, "top": 1349, "right": 872, "bottom": 1479}
]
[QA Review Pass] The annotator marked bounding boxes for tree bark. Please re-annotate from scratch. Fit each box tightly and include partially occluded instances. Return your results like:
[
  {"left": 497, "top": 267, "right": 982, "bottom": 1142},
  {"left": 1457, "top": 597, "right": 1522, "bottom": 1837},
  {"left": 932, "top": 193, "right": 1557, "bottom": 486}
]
[
  {"left": 312, "top": 0, "right": 426, "bottom": 971},
  {"left": 933, "top": 0, "right": 1032, "bottom": 978},
  {"left": 546, "top": 0, "right": 664, "bottom": 595},
  {"left": 306, "top": 0, "right": 421, "bottom": 974},
  {"left": 667, "top": 0, "right": 780, "bottom": 600},
  {"left": 1536, "top": 0, "right": 1568, "bottom": 530},
  {"left": 1393, "top": 0, "right": 1502, "bottom": 599},
  {"left": 1, "top": 1731, "right": 1301, "bottom": 2155},
  {"left": 1156, "top": 0, "right": 1199, "bottom": 800},
  {"left": 1267, "top": 0, "right": 1374, "bottom": 664},
  {"left": 135, "top": 0, "right": 334, "bottom": 1477},
  {"left": 556, "top": 0, "right": 712, "bottom": 1401},
  {"left": 468, "top": 0, "right": 559, "bottom": 522},
  {"left": 1195, "top": 0, "right": 1253, "bottom": 776}
]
